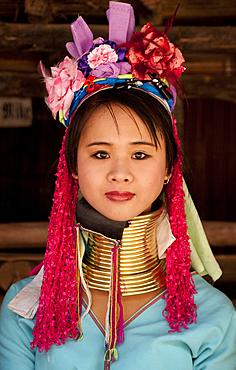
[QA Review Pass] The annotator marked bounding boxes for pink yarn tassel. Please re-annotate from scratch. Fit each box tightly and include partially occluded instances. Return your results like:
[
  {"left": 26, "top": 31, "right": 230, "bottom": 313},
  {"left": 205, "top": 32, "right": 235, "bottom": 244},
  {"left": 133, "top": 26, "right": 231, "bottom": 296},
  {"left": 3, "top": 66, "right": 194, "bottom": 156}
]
[
  {"left": 163, "top": 116, "right": 197, "bottom": 332},
  {"left": 117, "top": 279, "right": 124, "bottom": 345},
  {"left": 31, "top": 130, "right": 79, "bottom": 352}
]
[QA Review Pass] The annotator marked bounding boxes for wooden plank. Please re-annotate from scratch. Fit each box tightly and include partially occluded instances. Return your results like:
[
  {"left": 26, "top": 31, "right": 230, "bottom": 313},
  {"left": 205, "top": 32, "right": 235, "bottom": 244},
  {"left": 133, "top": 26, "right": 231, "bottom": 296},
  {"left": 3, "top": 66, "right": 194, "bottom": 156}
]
[
  {"left": 1, "top": 70, "right": 236, "bottom": 104},
  {"left": 163, "top": 0, "right": 236, "bottom": 19},
  {"left": 0, "top": 71, "right": 44, "bottom": 97},
  {"left": 0, "top": 221, "right": 236, "bottom": 249},
  {"left": 0, "top": 56, "right": 38, "bottom": 72},
  {"left": 0, "top": 23, "right": 236, "bottom": 54},
  {"left": 1, "top": 0, "right": 235, "bottom": 22},
  {"left": 0, "top": 23, "right": 107, "bottom": 52},
  {"left": 1, "top": 0, "right": 235, "bottom": 21},
  {"left": 177, "top": 26, "right": 236, "bottom": 54},
  {"left": 183, "top": 54, "right": 235, "bottom": 75},
  {"left": 215, "top": 255, "right": 236, "bottom": 281},
  {"left": 0, "top": 222, "right": 48, "bottom": 249},
  {"left": 203, "top": 221, "right": 236, "bottom": 247},
  {"left": 39, "top": 0, "right": 150, "bottom": 23},
  {"left": 0, "top": 253, "right": 44, "bottom": 261},
  {"left": 182, "top": 74, "right": 236, "bottom": 104},
  {"left": 0, "top": 260, "right": 40, "bottom": 290},
  {"left": 0, "top": 0, "right": 236, "bottom": 24},
  {"left": 49, "top": 0, "right": 236, "bottom": 20}
]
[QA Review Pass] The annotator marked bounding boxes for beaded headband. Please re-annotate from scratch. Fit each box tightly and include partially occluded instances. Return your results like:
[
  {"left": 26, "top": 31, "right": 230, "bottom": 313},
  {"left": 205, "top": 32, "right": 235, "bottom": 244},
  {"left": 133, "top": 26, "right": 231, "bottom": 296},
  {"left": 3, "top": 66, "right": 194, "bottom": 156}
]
[{"left": 32, "top": 1, "right": 196, "bottom": 357}]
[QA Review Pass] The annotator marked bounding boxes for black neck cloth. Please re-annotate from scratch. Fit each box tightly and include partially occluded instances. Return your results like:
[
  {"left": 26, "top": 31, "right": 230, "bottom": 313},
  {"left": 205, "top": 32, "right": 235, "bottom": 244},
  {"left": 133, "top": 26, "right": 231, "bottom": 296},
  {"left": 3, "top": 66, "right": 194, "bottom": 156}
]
[{"left": 76, "top": 197, "right": 130, "bottom": 240}]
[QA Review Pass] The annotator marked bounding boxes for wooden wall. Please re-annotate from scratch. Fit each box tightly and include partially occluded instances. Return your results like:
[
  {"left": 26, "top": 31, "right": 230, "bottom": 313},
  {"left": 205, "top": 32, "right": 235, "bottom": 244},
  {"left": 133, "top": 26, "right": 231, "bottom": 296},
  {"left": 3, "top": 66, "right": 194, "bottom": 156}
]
[{"left": 0, "top": 0, "right": 235, "bottom": 304}]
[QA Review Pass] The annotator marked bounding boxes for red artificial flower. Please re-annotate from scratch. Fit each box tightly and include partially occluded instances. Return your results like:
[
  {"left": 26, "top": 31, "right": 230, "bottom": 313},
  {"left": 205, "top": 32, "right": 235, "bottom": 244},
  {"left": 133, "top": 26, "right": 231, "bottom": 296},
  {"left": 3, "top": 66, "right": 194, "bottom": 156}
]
[{"left": 125, "top": 23, "right": 185, "bottom": 80}]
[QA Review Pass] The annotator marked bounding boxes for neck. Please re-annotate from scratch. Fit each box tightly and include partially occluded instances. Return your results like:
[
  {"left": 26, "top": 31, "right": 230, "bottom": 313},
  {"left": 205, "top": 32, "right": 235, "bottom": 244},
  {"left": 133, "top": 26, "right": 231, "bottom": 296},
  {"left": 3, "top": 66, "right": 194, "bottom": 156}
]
[{"left": 82, "top": 206, "right": 166, "bottom": 296}]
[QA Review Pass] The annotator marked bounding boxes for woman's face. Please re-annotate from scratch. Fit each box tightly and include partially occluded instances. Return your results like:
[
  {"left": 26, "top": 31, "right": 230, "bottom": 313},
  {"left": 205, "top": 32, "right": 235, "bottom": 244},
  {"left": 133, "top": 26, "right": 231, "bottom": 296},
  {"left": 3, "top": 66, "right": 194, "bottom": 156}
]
[{"left": 74, "top": 103, "right": 169, "bottom": 221}]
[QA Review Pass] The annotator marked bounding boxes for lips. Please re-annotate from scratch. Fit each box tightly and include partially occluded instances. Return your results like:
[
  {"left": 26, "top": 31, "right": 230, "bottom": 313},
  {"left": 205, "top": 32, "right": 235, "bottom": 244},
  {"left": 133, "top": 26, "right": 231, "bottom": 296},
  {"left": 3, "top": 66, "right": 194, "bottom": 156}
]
[{"left": 105, "top": 191, "right": 135, "bottom": 202}]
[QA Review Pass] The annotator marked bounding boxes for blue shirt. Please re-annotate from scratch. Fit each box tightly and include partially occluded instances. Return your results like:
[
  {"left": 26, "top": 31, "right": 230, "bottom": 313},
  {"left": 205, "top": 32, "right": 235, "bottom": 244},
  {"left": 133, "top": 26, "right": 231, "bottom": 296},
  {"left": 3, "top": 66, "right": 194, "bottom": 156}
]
[{"left": 0, "top": 274, "right": 235, "bottom": 369}]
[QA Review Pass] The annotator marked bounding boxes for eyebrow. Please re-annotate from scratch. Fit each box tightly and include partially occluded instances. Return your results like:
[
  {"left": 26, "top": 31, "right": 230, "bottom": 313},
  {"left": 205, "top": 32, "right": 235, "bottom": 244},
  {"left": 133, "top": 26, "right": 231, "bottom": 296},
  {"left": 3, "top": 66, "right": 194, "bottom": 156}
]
[
  {"left": 86, "top": 142, "right": 111, "bottom": 147},
  {"left": 86, "top": 141, "right": 155, "bottom": 147},
  {"left": 130, "top": 141, "right": 156, "bottom": 147}
]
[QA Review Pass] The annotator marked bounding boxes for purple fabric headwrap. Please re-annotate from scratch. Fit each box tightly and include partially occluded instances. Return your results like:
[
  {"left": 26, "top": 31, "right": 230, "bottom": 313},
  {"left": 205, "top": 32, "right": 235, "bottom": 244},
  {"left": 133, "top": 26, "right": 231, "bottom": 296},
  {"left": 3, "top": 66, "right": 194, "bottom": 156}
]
[
  {"left": 91, "top": 61, "right": 131, "bottom": 79},
  {"left": 66, "top": 1, "right": 135, "bottom": 60},
  {"left": 106, "top": 1, "right": 135, "bottom": 45},
  {"left": 66, "top": 17, "right": 93, "bottom": 59}
]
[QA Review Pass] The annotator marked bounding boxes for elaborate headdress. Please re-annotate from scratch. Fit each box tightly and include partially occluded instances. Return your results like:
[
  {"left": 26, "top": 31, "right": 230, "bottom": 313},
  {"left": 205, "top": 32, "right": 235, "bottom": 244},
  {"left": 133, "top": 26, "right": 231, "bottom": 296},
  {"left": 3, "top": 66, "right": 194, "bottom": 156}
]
[{"left": 31, "top": 1, "right": 197, "bottom": 359}]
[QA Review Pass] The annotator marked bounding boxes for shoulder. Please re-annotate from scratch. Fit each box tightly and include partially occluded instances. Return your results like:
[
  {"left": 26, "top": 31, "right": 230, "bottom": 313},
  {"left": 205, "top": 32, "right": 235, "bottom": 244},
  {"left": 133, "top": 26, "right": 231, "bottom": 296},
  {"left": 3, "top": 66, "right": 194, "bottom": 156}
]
[
  {"left": 0, "top": 277, "right": 37, "bottom": 370},
  {"left": 193, "top": 273, "right": 234, "bottom": 308},
  {"left": 1, "top": 275, "right": 38, "bottom": 322},
  {"left": 1, "top": 267, "right": 43, "bottom": 320},
  {"left": 2, "top": 276, "right": 35, "bottom": 306},
  {"left": 193, "top": 273, "right": 235, "bottom": 327},
  {"left": 0, "top": 276, "right": 37, "bottom": 338},
  {"left": 190, "top": 274, "right": 236, "bottom": 368}
]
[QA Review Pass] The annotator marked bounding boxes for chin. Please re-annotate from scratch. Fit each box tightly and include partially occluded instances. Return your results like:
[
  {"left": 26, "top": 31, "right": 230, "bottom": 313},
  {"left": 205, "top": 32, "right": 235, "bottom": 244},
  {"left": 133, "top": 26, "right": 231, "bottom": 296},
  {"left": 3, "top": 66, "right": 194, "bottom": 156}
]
[{"left": 102, "top": 210, "right": 140, "bottom": 222}]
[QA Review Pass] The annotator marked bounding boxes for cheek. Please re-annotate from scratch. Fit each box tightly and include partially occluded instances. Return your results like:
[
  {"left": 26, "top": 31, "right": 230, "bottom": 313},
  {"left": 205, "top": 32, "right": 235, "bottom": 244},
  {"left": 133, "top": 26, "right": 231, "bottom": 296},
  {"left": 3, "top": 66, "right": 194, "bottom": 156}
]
[
  {"left": 77, "top": 166, "right": 88, "bottom": 185},
  {"left": 77, "top": 161, "right": 101, "bottom": 198},
  {"left": 76, "top": 160, "right": 87, "bottom": 189},
  {"left": 144, "top": 162, "right": 167, "bottom": 185}
]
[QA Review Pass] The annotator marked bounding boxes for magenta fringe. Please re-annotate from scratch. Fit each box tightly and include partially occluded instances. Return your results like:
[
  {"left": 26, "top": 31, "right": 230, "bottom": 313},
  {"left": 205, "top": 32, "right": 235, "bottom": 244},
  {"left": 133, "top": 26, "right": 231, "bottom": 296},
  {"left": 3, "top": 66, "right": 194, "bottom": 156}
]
[
  {"left": 117, "top": 281, "right": 124, "bottom": 345},
  {"left": 163, "top": 116, "right": 197, "bottom": 331},
  {"left": 31, "top": 130, "right": 79, "bottom": 352}
]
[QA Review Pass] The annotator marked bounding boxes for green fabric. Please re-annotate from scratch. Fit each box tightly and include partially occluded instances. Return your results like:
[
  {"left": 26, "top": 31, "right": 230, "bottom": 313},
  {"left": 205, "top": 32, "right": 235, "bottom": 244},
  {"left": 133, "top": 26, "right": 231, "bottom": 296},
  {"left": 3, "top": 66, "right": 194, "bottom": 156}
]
[{"left": 183, "top": 180, "right": 222, "bottom": 281}]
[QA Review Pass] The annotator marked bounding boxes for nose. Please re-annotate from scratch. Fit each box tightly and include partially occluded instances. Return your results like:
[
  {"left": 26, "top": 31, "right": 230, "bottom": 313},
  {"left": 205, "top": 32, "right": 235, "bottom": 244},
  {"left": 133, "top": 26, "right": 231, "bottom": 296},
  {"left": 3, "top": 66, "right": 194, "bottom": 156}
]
[{"left": 107, "top": 159, "right": 134, "bottom": 183}]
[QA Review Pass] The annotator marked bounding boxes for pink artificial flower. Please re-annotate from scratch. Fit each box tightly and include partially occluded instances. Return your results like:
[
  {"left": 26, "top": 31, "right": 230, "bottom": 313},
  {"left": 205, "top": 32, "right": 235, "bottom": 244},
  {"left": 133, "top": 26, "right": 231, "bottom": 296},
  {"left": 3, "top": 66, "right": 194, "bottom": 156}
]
[
  {"left": 87, "top": 44, "right": 118, "bottom": 69},
  {"left": 39, "top": 57, "right": 86, "bottom": 119},
  {"left": 92, "top": 37, "right": 104, "bottom": 45},
  {"left": 125, "top": 23, "right": 185, "bottom": 80}
]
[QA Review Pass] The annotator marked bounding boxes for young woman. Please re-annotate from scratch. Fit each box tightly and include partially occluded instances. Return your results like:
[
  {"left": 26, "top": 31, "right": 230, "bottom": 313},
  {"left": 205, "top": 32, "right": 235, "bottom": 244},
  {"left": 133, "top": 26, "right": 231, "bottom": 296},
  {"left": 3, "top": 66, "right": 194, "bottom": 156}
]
[{"left": 0, "top": 2, "right": 235, "bottom": 369}]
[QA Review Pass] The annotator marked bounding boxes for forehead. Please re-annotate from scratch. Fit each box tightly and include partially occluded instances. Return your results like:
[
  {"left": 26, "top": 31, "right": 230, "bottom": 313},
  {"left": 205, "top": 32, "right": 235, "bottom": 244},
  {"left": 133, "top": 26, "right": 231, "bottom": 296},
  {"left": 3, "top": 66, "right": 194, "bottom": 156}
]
[{"left": 80, "top": 103, "right": 156, "bottom": 142}]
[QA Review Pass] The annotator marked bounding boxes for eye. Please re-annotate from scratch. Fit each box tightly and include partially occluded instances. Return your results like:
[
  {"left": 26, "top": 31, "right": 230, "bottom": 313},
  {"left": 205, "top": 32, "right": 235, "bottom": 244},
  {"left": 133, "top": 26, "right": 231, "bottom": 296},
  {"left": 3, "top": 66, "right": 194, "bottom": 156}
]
[
  {"left": 132, "top": 152, "right": 149, "bottom": 160},
  {"left": 93, "top": 151, "right": 110, "bottom": 159}
]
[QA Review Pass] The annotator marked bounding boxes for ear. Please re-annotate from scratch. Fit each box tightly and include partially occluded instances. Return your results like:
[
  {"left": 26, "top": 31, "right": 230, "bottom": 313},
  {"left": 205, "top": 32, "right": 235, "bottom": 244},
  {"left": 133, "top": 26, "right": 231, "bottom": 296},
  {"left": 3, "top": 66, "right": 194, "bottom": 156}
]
[
  {"left": 72, "top": 172, "right": 78, "bottom": 180},
  {"left": 165, "top": 166, "right": 172, "bottom": 182}
]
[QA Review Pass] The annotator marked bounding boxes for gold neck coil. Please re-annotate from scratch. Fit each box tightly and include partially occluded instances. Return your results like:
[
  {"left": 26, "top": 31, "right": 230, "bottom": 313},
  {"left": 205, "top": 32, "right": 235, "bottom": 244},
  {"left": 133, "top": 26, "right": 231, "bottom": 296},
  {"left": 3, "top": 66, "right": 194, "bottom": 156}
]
[{"left": 82, "top": 207, "right": 166, "bottom": 296}]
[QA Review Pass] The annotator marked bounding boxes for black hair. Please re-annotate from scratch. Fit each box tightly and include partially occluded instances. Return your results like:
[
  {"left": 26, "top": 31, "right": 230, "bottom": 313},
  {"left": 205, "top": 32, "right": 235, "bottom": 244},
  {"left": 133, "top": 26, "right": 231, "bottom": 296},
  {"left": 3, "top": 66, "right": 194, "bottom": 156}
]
[{"left": 66, "top": 88, "right": 177, "bottom": 175}]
